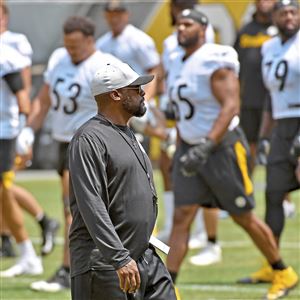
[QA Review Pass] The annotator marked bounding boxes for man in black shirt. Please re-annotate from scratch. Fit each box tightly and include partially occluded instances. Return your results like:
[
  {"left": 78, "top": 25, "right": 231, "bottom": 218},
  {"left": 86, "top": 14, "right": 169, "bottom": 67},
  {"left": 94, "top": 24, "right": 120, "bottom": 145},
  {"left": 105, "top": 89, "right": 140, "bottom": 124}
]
[
  {"left": 234, "top": 0, "right": 276, "bottom": 171},
  {"left": 68, "top": 62, "right": 176, "bottom": 300}
]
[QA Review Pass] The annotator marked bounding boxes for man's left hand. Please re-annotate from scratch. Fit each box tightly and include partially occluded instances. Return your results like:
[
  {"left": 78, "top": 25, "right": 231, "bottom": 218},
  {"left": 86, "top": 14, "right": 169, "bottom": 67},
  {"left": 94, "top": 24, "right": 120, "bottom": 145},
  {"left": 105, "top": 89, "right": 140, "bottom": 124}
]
[{"left": 180, "top": 137, "right": 215, "bottom": 176}]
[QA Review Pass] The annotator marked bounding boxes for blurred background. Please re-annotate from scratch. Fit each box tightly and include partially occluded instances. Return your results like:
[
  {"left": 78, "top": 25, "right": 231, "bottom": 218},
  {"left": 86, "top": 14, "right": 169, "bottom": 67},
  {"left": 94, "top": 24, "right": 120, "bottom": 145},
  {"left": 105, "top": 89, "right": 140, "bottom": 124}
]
[{"left": 5, "top": 0, "right": 256, "bottom": 169}]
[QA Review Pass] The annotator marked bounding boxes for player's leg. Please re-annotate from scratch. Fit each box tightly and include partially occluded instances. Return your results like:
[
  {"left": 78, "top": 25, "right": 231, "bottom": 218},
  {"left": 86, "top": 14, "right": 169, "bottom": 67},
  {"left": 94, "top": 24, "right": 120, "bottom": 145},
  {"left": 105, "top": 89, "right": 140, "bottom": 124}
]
[
  {"left": 0, "top": 139, "right": 42, "bottom": 277},
  {"left": 188, "top": 208, "right": 207, "bottom": 249},
  {"left": 30, "top": 143, "right": 70, "bottom": 292},
  {"left": 265, "top": 121, "right": 299, "bottom": 244},
  {"left": 157, "top": 147, "right": 174, "bottom": 243},
  {"left": 13, "top": 184, "right": 60, "bottom": 255},
  {"left": 189, "top": 207, "right": 222, "bottom": 266},
  {"left": 166, "top": 141, "right": 208, "bottom": 283},
  {"left": 166, "top": 204, "right": 198, "bottom": 283}
]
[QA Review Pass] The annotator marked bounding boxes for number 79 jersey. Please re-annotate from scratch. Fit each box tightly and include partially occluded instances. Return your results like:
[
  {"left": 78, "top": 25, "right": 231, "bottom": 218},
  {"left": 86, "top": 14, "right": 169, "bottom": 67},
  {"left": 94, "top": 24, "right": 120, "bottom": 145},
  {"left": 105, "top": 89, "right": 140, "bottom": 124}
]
[
  {"left": 261, "top": 30, "right": 300, "bottom": 120},
  {"left": 167, "top": 43, "right": 239, "bottom": 144},
  {"left": 44, "top": 48, "right": 121, "bottom": 142}
]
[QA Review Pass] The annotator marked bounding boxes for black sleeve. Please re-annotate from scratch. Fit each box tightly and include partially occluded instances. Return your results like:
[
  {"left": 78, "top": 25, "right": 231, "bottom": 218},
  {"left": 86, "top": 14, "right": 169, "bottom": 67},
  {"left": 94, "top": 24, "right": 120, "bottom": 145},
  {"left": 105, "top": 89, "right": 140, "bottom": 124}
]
[
  {"left": 3, "top": 71, "right": 24, "bottom": 94},
  {"left": 69, "top": 135, "right": 132, "bottom": 270}
]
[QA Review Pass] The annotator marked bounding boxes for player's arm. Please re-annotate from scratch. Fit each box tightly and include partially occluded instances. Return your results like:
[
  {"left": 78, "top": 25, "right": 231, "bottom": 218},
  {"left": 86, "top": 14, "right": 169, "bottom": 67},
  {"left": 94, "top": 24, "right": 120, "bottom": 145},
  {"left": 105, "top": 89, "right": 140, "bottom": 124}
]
[
  {"left": 3, "top": 71, "right": 30, "bottom": 117},
  {"left": 21, "top": 66, "right": 32, "bottom": 96},
  {"left": 259, "top": 94, "right": 275, "bottom": 138},
  {"left": 27, "top": 83, "right": 51, "bottom": 131},
  {"left": 180, "top": 68, "right": 239, "bottom": 176},
  {"left": 209, "top": 67, "right": 240, "bottom": 143}
]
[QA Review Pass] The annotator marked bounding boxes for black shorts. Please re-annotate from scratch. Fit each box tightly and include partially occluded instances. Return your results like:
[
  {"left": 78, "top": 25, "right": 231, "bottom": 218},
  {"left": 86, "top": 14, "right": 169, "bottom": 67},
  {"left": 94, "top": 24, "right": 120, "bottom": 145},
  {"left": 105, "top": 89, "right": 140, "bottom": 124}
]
[
  {"left": 172, "top": 128, "right": 255, "bottom": 215},
  {"left": 267, "top": 118, "right": 300, "bottom": 193},
  {"left": 57, "top": 142, "right": 70, "bottom": 177},
  {"left": 71, "top": 247, "right": 176, "bottom": 300},
  {"left": 240, "top": 107, "right": 263, "bottom": 143},
  {"left": 0, "top": 138, "right": 16, "bottom": 174}
]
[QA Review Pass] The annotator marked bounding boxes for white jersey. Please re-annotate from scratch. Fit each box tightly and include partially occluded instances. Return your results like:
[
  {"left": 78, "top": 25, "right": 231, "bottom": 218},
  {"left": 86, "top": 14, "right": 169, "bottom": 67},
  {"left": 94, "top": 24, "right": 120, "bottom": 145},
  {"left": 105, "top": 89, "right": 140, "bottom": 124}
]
[
  {"left": 261, "top": 30, "right": 300, "bottom": 120},
  {"left": 0, "top": 44, "right": 28, "bottom": 139},
  {"left": 96, "top": 24, "right": 160, "bottom": 74},
  {"left": 0, "top": 30, "right": 33, "bottom": 66},
  {"left": 44, "top": 48, "right": 121, "bottom": 142},
  {"left": 167, "top": 43, "right": 239, "bottom": 144}
]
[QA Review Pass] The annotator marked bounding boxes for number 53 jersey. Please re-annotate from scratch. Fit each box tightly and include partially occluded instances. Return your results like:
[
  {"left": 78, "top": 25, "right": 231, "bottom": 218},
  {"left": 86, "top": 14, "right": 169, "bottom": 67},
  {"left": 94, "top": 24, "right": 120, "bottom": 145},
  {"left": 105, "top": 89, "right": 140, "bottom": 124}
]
[
  {"left": 44, "top": 48, "right": 121, "bottom": 142},
  {"left": 261, "top": 30, "right": 300, "bottom": 120},
  {"left": 167, "top": 43, "right": 239, "bottom": 145}
]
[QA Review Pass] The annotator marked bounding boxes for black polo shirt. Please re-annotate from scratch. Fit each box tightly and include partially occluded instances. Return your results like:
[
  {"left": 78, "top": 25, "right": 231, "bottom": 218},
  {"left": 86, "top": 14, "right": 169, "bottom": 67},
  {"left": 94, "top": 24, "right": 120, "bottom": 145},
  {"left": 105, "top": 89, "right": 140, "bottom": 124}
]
[{"left": 68, "top": 114, "right": 157, "bottom": 277}]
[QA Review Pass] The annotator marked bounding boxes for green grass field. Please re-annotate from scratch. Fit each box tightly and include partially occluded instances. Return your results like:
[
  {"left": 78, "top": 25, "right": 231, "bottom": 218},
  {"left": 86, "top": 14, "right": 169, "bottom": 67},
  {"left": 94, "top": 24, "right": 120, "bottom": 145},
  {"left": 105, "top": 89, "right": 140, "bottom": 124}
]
[{"left": 1, "top": 166, "right": 299, "bottom": 300}]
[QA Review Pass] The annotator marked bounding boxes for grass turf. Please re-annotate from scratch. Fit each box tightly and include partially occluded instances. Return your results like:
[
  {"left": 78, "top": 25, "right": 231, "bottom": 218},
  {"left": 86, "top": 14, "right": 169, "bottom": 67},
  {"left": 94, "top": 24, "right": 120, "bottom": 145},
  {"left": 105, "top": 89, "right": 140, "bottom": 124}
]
[{"left": 1, "top": 166, "right": 299, "bottom": 300}]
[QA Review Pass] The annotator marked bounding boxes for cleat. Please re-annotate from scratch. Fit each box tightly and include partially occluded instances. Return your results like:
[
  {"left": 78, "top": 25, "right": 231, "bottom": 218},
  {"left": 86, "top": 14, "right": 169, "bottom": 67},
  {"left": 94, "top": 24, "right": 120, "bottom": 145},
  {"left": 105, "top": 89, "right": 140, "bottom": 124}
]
[
  {"left": 41, "top": 219, "right": 60, "bottom": 256},
  {"left": 265, "top": 267, "right": 298, "bottom": 300},
  {"left": 0, "top": 236, "right": 16, "bottom": 258},
  {"left": 237, "top": 264, "right": 274, "bottom": 284},
  {"left": 189, "top": 242, "right": 222, "bottom": 266},
  {"left": 188, "top": 232, "right": 207, "bottom": 250},
  {"left": 30, "top": 266, "right": 70, "bottom": 292},
  {"left": 0, "top": 256, "right": 43, "bottom": 278}
]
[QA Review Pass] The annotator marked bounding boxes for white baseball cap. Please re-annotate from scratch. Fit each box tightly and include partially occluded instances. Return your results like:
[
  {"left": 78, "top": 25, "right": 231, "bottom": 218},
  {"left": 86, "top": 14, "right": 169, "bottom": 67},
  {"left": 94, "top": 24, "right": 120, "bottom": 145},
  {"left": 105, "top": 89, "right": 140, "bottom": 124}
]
[{"left": 91, "top": 62, "right": 154, "bottom": 96}]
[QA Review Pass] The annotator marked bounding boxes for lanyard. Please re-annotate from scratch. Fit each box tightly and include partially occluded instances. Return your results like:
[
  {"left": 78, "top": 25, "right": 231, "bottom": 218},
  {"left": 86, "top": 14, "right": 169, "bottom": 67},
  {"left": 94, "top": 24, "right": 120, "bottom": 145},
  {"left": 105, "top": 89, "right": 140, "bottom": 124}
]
[{"left": 97, "top": 114, "right": 157, "bottom": 202}]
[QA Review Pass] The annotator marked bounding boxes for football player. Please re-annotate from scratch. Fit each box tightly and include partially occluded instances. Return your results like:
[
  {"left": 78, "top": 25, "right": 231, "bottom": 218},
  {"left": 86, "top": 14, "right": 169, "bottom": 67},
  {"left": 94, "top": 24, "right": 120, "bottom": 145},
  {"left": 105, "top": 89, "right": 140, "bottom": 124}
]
[
  {"left": 0, "top": 44, "right": 43, "bottom": 278},
  {"left": 0, "top": 2, "right": 60, "bottom": 258},
  {"left": 240, "top": 1, "right": 300, "bottom": 298},
  {"left": 165, "top": 8, "right": 298, "bottom": 300}
]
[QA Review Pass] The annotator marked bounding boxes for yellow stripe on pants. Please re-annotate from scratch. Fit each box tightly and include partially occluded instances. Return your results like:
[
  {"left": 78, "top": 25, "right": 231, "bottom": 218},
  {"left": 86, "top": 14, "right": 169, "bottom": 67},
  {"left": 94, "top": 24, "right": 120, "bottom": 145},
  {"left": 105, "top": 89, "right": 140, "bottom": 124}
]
[{"left": 234, "top": 142, "right": 253, "bottom": 195}]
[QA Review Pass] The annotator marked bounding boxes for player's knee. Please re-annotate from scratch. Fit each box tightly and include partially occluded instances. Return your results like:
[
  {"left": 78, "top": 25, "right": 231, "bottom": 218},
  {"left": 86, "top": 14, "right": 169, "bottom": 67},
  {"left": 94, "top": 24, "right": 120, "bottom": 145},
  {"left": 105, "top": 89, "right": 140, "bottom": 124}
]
[
  {"left": 265, "top": 190, "right": 285, "bottom": 207},
  {"left": 232, "top": 211, "right": 260, "bottom": 232},
  {"left": 1, "top": 170, "right": 15, "bottom": 189},
  {"left": 173, "top": 206, "right": 196, "bottom": 228}
]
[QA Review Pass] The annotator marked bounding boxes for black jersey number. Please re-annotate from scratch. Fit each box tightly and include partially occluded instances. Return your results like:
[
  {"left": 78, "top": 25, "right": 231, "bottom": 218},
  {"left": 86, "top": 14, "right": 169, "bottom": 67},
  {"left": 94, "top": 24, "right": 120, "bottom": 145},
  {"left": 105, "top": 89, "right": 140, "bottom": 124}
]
[
  {"left": 275, "top": 60, "right": 288, "bottom": 92},
  {"left": 53, "top": 78, "right": 81, "bottom": 114},
  {"left": 178, "top": 84, "right": 194, "bottom": 120},
  {"left": 169, "top": 84, "right": 195, "bottom": 121}
]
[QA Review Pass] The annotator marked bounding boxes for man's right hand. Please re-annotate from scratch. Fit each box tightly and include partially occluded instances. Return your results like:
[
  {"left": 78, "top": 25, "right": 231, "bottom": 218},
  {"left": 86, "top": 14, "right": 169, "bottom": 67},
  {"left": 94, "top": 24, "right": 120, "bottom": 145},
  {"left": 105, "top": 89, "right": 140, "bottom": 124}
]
[
  {"left": 256, "top": 138, "right": 270, "bottom": 166},
  {"left": 116, "top": 259, "right": 141, "bottom": 294}
]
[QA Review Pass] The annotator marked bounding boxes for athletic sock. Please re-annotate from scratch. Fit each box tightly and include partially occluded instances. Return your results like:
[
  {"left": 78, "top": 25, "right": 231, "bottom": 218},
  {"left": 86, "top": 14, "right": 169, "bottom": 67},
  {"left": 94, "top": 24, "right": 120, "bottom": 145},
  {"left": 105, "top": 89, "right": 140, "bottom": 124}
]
[
  {"left": 208, "top": 237, "right": 217, "bottom": 244},
  {"left": 162, "top": 191, "right": 174, "bottom": 231},
  {"left": 37, "top": 214, "right": 49, "bottom": 230},
  {"left": 18, "top": 239, "right": 37, "bottom": 259},
  {"left": 169, "top": 271, "right": 177, "bottom": 283},
  {"left": 271, "top": 260, "right": 286, "bottom": 270},
  {"left": 193, "top": 209, "right": 205, "bottom": 235}
]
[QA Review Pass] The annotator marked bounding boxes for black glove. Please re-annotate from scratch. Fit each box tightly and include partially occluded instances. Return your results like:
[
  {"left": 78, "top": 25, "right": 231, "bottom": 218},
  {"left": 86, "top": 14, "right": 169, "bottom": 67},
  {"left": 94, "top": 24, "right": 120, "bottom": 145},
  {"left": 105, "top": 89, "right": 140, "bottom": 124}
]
[
  {"left": 290, "top": 134, "right": 300, "bottom": 159},
  {"left": 180, "top": 137, "right": 215, "bottom": 177},
  {"left": 256, "top": 138, "right": 270, "bottom": 166}
]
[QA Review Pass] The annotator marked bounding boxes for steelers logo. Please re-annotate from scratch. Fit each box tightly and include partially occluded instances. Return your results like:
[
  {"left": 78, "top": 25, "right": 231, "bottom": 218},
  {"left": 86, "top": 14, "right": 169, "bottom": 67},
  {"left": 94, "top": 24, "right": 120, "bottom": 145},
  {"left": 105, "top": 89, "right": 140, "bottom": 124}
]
[{"left": 235, "top": 196, "right": 247, "bottom": 208}]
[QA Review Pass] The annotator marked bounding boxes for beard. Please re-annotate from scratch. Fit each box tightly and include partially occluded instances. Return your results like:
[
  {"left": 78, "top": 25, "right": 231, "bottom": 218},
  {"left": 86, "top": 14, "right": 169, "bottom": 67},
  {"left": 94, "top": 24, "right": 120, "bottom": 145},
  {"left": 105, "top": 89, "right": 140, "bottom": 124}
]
[
  {"left": 178, "top": 33, "right": 199, "bottom": 48},
  {"left": 122, "top": 95, "right": 147, "bottom": 117},
  {"left": 277, "top": 23, "right": 300, "bottom": 39}
]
